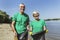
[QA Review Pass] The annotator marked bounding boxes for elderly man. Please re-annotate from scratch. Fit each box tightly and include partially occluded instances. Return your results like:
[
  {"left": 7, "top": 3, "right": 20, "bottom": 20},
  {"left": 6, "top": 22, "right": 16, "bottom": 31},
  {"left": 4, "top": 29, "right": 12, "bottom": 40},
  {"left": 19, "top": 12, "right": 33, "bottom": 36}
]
[{"left": 11, "top": 3, "right": 29, "bottom": 40}]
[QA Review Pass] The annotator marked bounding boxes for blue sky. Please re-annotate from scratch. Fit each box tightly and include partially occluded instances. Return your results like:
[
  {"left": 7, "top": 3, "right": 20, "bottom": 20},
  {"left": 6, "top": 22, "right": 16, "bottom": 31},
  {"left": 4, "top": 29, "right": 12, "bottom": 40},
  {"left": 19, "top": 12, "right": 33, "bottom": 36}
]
[{"left": 0, "top": 0, "right": 60, "bottom": 20}]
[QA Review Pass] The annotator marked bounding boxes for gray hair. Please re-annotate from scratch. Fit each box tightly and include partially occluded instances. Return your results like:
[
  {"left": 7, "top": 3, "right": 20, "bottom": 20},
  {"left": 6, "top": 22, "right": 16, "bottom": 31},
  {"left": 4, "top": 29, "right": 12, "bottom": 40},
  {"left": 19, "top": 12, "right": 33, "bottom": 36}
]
[
  {"left": 32, "top": 11, "right": 39, "bottom": 16},
  {"left": 19, "top": 3, "right": 25, "bottom": 7}
]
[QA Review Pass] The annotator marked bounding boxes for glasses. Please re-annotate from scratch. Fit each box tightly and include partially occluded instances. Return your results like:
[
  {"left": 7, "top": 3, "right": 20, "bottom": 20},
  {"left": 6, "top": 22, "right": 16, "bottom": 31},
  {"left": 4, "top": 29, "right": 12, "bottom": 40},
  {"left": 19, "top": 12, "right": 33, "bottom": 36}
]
[{"left": 34, "top": 16, "right": 39, "bottom": 17}]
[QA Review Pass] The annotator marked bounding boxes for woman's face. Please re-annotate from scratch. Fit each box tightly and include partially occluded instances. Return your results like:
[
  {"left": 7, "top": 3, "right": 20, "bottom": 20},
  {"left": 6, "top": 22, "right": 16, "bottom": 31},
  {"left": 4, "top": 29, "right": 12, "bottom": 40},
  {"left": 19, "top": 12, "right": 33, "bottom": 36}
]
[{"left": 33, "top": 13, "right": 39, "bottom": 20}]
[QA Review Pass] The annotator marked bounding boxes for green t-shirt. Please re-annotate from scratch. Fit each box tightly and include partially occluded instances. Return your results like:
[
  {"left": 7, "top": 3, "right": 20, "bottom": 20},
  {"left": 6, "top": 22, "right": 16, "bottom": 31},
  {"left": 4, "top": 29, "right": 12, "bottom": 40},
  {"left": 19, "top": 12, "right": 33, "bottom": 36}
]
[
  {"left": 30, "top": 19, "right": 46, "bottom": 35},
  {"left": 12, "top": 12, "right": 29, "bottom": 34}
]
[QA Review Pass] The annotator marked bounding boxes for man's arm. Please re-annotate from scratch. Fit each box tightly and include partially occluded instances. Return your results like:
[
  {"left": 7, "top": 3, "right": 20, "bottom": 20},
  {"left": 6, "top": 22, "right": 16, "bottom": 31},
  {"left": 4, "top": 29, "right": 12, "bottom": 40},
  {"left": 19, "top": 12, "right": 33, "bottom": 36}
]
[
  {"left": 11, "top": 21, "right": 17, "bottom": 36},
  {"left": 11, "top": 21, "right": 16, "bottom": 32}
]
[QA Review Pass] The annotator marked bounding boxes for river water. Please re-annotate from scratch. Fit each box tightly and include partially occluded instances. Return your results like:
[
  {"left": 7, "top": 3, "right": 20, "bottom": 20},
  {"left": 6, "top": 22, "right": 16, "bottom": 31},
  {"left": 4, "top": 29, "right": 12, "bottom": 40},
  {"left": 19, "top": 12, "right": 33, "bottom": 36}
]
[{"left": 46, "top": 21, "right": 60, "bottom": 40}]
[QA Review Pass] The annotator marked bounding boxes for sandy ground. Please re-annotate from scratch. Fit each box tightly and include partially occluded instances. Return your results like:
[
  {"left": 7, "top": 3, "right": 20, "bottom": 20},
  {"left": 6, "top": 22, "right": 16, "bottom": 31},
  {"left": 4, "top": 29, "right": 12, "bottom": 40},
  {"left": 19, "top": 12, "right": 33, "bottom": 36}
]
[
  {"left": 0, "top": 24, "right": 60, "bottom": 40},
  {"left": 0, "top": 24, "right": 48, "bottom": 40},
  {"left": 0, "top": 24, "right": 14, "bottom": 40}
]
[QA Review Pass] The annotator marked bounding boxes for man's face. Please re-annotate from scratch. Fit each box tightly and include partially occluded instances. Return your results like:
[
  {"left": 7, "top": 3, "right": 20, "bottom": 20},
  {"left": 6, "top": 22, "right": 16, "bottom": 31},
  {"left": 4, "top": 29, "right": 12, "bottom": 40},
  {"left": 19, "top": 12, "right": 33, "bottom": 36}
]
[
  {"left": 20, "top": 5, "right": 25, "bottom": 13},
  {"left": 33, "top": 13, "right": 39, "bottom": 20}
]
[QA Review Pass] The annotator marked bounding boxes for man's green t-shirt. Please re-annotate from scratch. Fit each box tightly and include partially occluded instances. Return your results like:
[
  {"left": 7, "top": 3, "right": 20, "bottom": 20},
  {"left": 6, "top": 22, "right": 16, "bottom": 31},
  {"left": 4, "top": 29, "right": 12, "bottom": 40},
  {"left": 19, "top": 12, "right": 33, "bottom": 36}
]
[
  {"left": 30, "top": 19, "right": 46, "bottom": 35},
  {"left": 12, "top": 12, "right": 29, "bottom": 34}
]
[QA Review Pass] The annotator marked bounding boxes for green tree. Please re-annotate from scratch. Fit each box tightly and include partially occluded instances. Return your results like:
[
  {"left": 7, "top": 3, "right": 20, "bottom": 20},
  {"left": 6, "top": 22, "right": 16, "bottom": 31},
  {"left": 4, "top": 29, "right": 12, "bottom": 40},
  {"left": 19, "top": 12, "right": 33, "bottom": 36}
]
[{"left": 0, "top": 10, "right": 10, "bottom": 23}]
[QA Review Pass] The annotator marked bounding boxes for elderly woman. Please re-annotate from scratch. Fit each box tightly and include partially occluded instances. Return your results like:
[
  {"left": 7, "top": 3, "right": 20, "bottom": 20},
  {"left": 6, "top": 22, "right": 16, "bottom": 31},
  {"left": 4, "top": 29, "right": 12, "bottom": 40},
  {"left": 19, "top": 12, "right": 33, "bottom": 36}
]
[{"left": 30, "top": 11, "right": 47, "bottom": 40}]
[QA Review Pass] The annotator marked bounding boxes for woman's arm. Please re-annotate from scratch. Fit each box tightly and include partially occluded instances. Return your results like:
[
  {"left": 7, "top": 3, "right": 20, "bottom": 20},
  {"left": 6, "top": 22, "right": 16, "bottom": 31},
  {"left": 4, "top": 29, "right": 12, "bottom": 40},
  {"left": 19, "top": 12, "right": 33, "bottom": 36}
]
[
  {"left": 43, "top": 26, "right": 47, "bottom": 31},
  {"left": 43, "top": 26, "right": 48, "bottom": 33},
  {"left": 27, "top": 25, "right": 32, "bottom": 31}
]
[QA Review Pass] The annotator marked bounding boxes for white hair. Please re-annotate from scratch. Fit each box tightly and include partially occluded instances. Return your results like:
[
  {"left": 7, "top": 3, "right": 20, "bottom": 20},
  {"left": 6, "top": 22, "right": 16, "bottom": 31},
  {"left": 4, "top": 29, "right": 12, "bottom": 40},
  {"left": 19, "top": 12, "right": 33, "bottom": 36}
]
[
  {"left": 33, "top": 11, "right": 39, "bottom": 14},
  {"left": 19, "top": 3, "right": 25, "bottom": 7}
]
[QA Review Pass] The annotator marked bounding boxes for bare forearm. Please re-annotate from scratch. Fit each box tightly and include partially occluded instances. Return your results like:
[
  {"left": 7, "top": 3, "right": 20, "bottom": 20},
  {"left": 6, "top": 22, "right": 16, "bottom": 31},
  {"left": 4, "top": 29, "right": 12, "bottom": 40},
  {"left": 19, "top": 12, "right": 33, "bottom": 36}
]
[
  {"left": 11, "top": 21, "right": 16, "bottom": 32},
  {"left": 11, "top": 24, "right": 16, "bottom": 32},
  {"left": 44, "top": 26, "right": 47, "bottom": 31},
  {"left": 27, "top": 25, "right": 32, "bottom": 31}
]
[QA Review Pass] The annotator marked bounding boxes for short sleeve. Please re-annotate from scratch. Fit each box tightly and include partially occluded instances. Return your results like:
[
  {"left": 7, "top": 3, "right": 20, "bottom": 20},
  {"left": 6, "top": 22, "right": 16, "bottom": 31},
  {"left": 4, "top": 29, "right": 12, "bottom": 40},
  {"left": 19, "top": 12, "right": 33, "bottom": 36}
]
[
  {"left": 25, "top": 14, "right": 30, "bottom": 25},
  {"left": 12, "top": 14, "right": 17, "bottom": 21},
  {"left": 42, "top": 20, "right": 46, "bottom": 26},
  {"left": 27, "top": 16, "right": 29, "bottom": 22}
]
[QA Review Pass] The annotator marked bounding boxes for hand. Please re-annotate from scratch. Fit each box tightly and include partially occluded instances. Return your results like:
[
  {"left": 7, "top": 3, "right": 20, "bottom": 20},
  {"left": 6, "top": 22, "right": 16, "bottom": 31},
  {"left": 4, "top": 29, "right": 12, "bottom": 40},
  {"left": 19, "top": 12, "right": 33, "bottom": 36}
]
[
  {"left": 29, "top": 31, "right": 32, "bottom": 35},
  {"left": 14, "top": 31, "right": 17, "bottom": 37},
  {"left": 46, "top": 29, "right": 48, "bottom": 33}
]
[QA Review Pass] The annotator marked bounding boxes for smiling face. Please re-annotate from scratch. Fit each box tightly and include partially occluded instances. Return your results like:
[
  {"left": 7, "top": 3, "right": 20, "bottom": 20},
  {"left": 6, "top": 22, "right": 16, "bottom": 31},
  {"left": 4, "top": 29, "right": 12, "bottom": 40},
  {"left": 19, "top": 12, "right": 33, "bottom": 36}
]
[
  {"left": 33, "top": 13, "right": 39, "bottom": 20},
  {"left": 19, "top": 4, "right": 25, "bottom": 14}
]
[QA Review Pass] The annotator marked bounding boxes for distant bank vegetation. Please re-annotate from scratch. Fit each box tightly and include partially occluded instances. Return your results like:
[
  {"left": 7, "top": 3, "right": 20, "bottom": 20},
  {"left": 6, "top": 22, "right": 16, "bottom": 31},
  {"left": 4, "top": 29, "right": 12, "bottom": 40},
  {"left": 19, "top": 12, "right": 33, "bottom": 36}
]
[{"left": 45, "top": 18, "right": 60, "bottom": 21}]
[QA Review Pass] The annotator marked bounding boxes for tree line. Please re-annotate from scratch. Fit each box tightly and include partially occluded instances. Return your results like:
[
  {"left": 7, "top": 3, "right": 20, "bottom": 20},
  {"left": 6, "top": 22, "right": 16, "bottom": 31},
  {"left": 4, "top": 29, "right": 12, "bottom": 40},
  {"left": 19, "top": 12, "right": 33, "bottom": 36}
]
[{"left": 0, "top": 10, "right": 12, "bottom": 23}]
